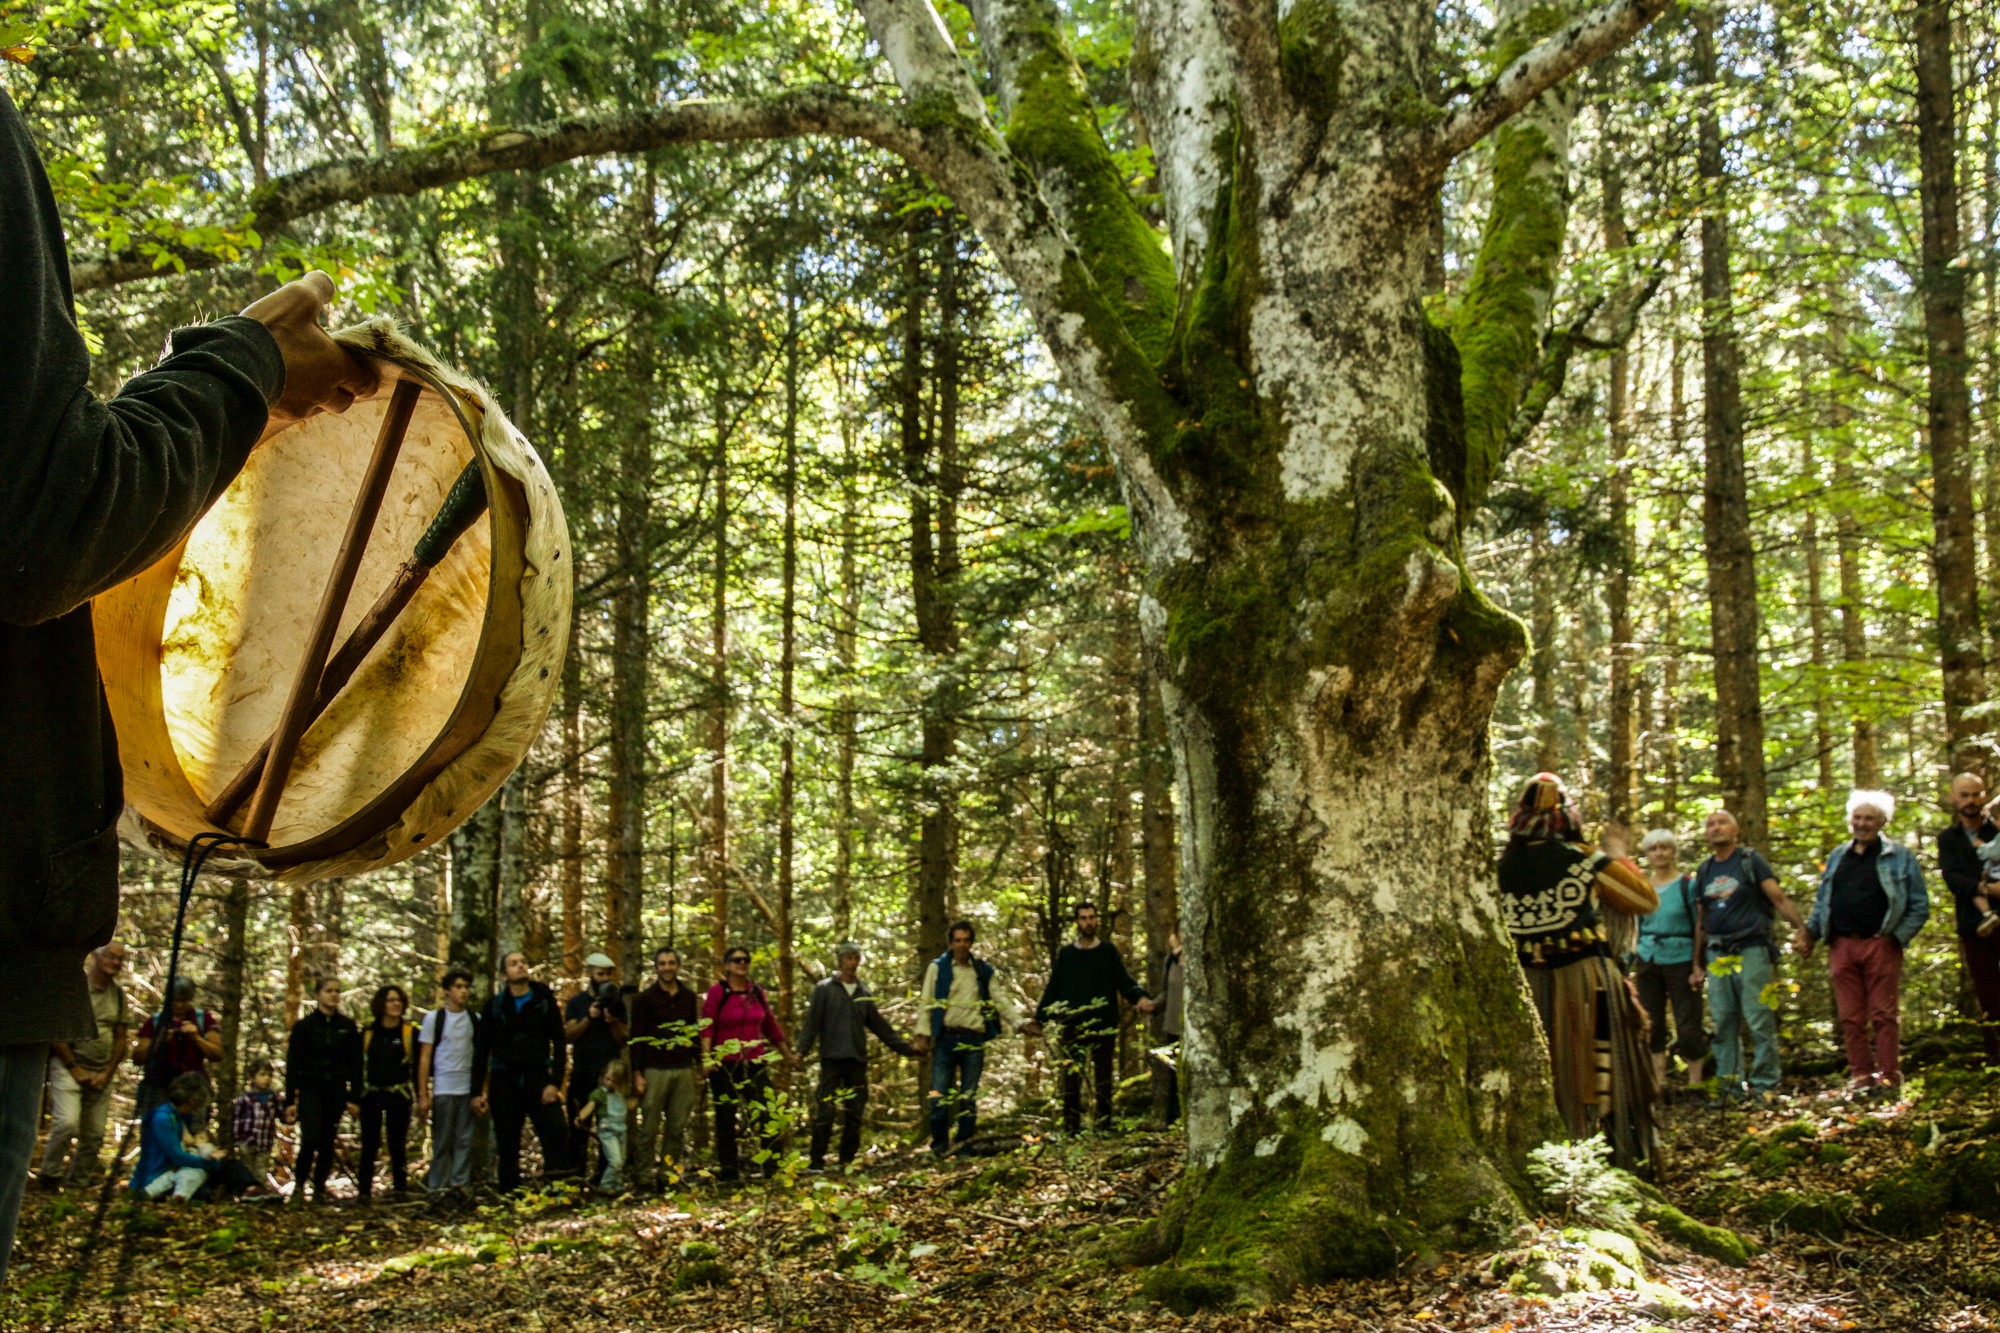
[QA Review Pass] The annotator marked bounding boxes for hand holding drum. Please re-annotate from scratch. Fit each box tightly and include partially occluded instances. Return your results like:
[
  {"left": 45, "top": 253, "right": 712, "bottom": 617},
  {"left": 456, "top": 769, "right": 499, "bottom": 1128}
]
[{"left": 241, "top": 271, "right": 379, "bottom": 424}]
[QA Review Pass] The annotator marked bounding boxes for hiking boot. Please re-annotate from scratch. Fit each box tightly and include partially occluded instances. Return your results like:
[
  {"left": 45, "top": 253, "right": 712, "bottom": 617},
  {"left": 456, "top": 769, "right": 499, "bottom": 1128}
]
[{"left": 1978, "top": 911, "right": 2000, "bottom": 938}]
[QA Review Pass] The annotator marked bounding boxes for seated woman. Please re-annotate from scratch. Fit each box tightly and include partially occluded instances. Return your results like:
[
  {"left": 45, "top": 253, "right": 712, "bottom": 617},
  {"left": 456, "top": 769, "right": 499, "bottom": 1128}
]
[
  {"left": 1498, "top": 773, "right": 1661, "bottom": 1175},
  {"left": 131, "top": 1072, "right": 259, "bottom": 1202}
]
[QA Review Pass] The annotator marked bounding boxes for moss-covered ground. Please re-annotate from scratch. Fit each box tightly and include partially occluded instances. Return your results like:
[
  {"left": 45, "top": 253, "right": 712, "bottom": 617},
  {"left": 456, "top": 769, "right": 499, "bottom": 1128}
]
[{"left": 5, "top": 1056, "right": 1996, "bottom": 1330}]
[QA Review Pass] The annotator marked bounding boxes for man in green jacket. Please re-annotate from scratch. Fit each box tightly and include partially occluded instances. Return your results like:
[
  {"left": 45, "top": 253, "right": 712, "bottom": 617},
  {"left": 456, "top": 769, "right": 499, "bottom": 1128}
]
[{"left": 1, "top": 86, "right": 373, "bottom": 1281}]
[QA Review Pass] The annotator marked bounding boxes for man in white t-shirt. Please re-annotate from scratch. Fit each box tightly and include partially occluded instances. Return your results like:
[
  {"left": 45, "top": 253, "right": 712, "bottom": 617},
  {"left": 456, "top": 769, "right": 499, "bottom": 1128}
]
[{"left": 416, "top": 968, "right": 481, "bottom": 1199}]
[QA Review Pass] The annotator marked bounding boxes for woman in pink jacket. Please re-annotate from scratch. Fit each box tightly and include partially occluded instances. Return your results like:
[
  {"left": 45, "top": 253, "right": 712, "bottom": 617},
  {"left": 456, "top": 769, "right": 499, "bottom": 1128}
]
[{"left": 700, "top": 947, "right": 799, "bottom": 1181}]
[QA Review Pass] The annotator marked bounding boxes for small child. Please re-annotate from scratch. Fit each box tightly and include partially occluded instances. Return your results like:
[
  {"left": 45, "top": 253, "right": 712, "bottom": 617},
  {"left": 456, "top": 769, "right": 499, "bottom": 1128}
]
[
  {"left": 231, "top": 1059, "right": 281, "bottom": 1188},
  {"left": 573, "top": 1059, "right": 631, "bottom": 1193}
]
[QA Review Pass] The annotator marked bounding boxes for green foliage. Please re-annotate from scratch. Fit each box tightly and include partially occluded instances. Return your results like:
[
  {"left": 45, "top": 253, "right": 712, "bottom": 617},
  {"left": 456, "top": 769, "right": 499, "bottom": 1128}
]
[{"left": 1526, "top": 1137, "right": 1633, "bottom": 1228}]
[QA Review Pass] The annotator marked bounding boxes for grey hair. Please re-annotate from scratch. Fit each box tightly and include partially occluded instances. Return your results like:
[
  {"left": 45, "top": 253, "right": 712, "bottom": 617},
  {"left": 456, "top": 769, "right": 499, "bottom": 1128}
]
[
  {"left": 167, "top": 975, "right": 196, "bottom": 1000},
  {"left": 1847, "top": 789, "right": 1896, "bottom": 823},
  {"left": 834, "top": 941, "right": 863, "bottom": 962},
  {"left": 1638, "top": 828, "right": 1679, "bottom": 852}
]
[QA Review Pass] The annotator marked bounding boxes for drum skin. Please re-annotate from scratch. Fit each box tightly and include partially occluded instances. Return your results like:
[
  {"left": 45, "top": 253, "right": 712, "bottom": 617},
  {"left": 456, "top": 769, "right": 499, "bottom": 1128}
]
[{"left": 92, "top": 320, "right": 571, "bottom": 881}]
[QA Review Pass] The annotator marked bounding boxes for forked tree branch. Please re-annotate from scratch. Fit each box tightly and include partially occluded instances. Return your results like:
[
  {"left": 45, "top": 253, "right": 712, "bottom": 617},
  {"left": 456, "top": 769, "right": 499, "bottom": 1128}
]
[
  {"left": 69, "top": 88, "right": 923, "bottom": 292},
  {"left": 1433, "top": 0, "right": 1672, "bottom": 163}
]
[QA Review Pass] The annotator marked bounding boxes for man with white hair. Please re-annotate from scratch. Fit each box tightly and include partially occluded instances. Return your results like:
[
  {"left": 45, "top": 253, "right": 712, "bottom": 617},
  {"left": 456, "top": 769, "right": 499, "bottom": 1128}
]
[{"left": 1803, "top": 790, "right": 1931, "bottom": 1094}]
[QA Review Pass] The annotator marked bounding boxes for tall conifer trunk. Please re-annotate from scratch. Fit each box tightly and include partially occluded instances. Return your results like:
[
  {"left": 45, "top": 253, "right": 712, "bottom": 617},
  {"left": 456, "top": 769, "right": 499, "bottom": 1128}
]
[
  {"left": 1601, "top": 150, "right": 1637, "bottom": 827},
  {"left": 1915, "top": 0, "right": 1988, "bottom": 772},
  {"left": 777, "top": 268, "right": 802, "bottom": 1025},
  {"left": 1693, "top": 5, "right": 1768, "bottom": 847}
]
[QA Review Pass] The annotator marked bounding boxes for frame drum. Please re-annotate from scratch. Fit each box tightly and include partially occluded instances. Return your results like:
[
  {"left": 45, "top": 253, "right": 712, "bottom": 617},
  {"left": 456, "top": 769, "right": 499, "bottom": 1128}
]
[{"left": 93, "top": 321, "right": 571, "bottom": 881}]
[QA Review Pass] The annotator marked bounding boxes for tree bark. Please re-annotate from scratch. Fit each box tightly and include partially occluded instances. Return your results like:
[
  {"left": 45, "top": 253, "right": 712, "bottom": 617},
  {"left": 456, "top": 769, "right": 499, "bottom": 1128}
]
[
  {"left": 1601, "top": 147, "right": 1637, "bottom": 827},
  {"left": 777, "top": 265, "right": 802, "bottom": 1027},
  {"left": 832, "top": 402, "right": 862, "bottom": 944},
  {"left": 1916, "top": 0, "right": 1989, "bottom": 773},
  {"left": 605, "top": 290, "right": 655, "bottom": 974},
  {"left": 905, "top": 225, "right": 961, "bottom": 976},
  {"left": 1693, "top": 5, "right": 1768, "bottom": 849},
  {"left": 1833, "top": 428, "right": 1880, "bottom": 788},
  {"left": 1801, "top": 425, "right": 1838, "bottom": 794},
  {"left": 706, "top": 380, "right": 732, "bottom": 968},
  {"left": 1529, "top": 527, "right": 1561, "bottom": 773},
  {"left": 450, "top": 797, "right": 502, "bottom": 999},
  {"left": 215, "top": 876, "right": 253, "bottom": 1149},
  {"left": 496, "top": 769, "right": 528, "bottom": 964}
]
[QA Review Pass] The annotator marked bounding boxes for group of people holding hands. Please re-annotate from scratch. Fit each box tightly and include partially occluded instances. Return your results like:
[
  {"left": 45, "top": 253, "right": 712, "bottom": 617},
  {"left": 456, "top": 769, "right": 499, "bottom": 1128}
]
[
  {"left": 38, "top": 905, "right": 1179, "bottom": 1205},
  {"left": 1502, "top": 770, "right": 2000, "bottom": 1177}
]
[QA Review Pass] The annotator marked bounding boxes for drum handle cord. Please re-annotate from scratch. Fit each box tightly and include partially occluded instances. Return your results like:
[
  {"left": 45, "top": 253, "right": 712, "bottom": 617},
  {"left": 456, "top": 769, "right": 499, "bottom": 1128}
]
[{"left": 143, "top": 831, "right": 262, "bottom": 1090}]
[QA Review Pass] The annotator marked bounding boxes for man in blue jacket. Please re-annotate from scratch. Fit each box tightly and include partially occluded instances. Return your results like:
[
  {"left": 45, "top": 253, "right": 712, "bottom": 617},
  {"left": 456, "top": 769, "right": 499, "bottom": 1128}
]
[
  {"left": 1804, "top": 790, "right": 1931, "bottom": 1095},
  {"left": 0, "top": 85, "right": 373, "bottom": 1281}
]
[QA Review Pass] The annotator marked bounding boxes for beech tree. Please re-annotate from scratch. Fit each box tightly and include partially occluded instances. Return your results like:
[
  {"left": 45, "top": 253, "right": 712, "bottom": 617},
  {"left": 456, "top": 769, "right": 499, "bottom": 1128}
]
[{"left": 58, "top": 0, "right": 1673, "bottom": 1299}]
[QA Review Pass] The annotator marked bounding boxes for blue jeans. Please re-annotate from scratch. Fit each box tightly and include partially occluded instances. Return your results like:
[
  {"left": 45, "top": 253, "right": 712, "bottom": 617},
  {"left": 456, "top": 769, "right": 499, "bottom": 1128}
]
[
  {"left": 929, "top": 1032, "right": 987, "bottom": 1151},
  {"left": 1707, "top": 944, "right": 1781, "bottom": 1093},
  {"left": 1, "top": 1043, "right": 49, "bottom": 1285}
]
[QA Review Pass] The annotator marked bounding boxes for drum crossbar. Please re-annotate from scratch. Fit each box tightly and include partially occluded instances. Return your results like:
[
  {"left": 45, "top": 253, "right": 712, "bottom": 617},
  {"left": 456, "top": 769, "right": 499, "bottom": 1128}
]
[
  {"left": 238, "top": 378, "right": 423, "bottom": 844},
  {"left": 204, "top": 458, "right": 489, "bottom": 827}
]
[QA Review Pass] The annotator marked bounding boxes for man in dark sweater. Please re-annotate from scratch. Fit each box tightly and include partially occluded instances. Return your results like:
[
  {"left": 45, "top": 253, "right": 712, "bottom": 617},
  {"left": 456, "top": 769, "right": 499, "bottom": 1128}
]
[
  {"left": 797, "top": 943, "right": 919, "bottom": 1172},
  {"left": 472, "top": 951, "right": 570, "bottom": 1191},
  {"left": 0, "top": 87, "right": 372, "bottom": 1278},
  {"left": 1036, "top": 903, "right": 1154, "bottom": 1134},
  {"left": 628, "top": 947, "right": 700, "bottom": 1190},
  {"left": 1938, "top": 773, "right": 2000, "bottom": 1061}
]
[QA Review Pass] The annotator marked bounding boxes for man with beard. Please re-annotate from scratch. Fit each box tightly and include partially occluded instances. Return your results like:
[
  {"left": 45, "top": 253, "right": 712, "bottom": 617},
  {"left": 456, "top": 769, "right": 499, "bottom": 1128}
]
[
  {"left": 1935, "top": 772, "right": 2000, "bottom": 1061},
  {"left": 1036, "top": 904, "right": 1154, "bottom": 1135}
]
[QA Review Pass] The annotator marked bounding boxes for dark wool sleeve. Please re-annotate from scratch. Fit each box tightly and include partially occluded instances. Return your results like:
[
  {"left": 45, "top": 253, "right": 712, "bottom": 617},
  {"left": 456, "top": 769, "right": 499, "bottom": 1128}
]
[
  {"left": 797, "top": 982, "right": 824, "bottom": 1060},
  {"left": 0, "top": 90, "right": 281, "bottom": 627},
  {"left": 863, "top": 996, "right": 913, "bottom": 1056},
  {"left": 283, "top": 1019, "right": 303, "bottom": 1106},
  {"left": 1109, "top": 944, "right": 1147, "bottom": 1003},
  {"left": 544, "top": 989, "right": 567, "bottom": 1087},
  {"left": 1939, "top": 826, "right": 1985, "bottom": 908},
  {"left": 470, "top": 998, "right": 494, "bottom": 1093}
]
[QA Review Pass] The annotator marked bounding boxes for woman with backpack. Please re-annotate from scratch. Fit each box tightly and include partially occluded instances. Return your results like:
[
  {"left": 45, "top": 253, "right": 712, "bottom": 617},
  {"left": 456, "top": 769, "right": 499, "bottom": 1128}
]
[
  {"left": 700, "top": 947, "right": 799, "bottom": 1182},
  {"left": 1634, "top": 828, "right": 1707, "bottom": 1097},
  {"left": 357, "top": 984, "right": 418, "bottom": 1200}
]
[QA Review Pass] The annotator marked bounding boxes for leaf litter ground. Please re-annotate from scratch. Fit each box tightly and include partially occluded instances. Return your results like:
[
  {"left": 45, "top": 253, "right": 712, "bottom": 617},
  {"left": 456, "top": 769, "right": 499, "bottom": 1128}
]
[{"left": 4, "top": 1060, "right": 1995, "bottom": 1332}]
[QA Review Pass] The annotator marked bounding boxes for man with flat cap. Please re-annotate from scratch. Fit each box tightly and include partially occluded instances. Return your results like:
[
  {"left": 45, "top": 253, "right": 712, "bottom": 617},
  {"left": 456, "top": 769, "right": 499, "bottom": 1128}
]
[{"left": 564, "top": 951, "right": 629, "bottom": 1177}]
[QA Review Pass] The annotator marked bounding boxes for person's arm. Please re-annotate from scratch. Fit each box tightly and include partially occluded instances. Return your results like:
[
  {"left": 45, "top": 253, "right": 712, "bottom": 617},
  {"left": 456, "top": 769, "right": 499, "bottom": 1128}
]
[
  {"left": 103, "top": 1023, "right": 130, "bottom": 1090},
  {"left": 1940, "top": 830, "right": 1985, "bottom": 909},
  {"left": 1762, "top": 874, "right": 1808, "bottom": 939},
  {"left": 0, "top": 96, "right": 377, "bottom": 626},
  {"left": 607, "top": 1000, "right": 629, "bottom": 1045},
  {"left": 796, "top": 985, "right": 823, "bottom": 1062},
  {"left": 544, "top": 992, "right": 567, "bottom": 1094},
  {"left": 862, "top": 997, "right": 915, "bottom": 1057},
  {"left": 563, "top": 996, "right": 591, "bottom": 1042},
  {"left": 416, "top": 1025, "right": 434, "bottom": 1110},
  {"left": 1595, "top": 858, "right": 1660, "bottom": 915},
  {"left": 470, "top": 1003, "right": 492, "bottom": 1106},
  {"left": 131, "top": 1017, "right": 154, "bottom": 1069},
  {"left": 190, "top": 1015, "right": 223, "bottom": 1062},
  {"left": 1111, "top": 946, "right": 1149, "bottom": 1005},
  {"left": 1690, "top": 876, "right": 1707, "bottom": 989},
  {"left": 1035, "top": 951, "right": 1063, "bottom": 1025},
  {"left": 1894, "top": 854, "right": 1932, "bottom": 946},
  {"left": 761, "top": 1004, "right": 796, "bottom": 1064}
]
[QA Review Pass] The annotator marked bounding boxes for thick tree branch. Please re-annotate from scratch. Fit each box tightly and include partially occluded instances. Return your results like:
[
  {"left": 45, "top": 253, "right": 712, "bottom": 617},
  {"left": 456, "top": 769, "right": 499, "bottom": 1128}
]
[
  {"left": 1433, "top": 0, "right": 1670, "bottom": 163},
  {"left": 965, "top": 0, "right": 1176, "bottom": 355},
  {"left": 70, "top": 88, "right": 923, "bottom": 292}
]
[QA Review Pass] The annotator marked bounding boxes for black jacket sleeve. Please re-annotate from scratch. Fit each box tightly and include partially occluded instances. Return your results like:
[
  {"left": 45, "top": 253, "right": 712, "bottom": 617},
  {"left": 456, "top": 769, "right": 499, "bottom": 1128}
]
[
  {"left": 0, "top": 89, "right": 282, "bottom": 627},
  {"left": 1939, "top": 824, "right": 1986, "bottom": 909},
  {"left": 284, "top": 1019, "right": 305, "bottom": 1106},
  {"left": 543, "top": 990, "right": 567, "bottom": 1087},
  {"left": 798, "top": 983, "right": 824, "bottom": 1060},
  {"left": 470, "top": 998, "right": 492, "bottom": 1094}
]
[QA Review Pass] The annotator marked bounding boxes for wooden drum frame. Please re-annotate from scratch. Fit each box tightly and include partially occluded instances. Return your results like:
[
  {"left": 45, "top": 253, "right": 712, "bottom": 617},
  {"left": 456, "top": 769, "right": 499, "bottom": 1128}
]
[{"left": 93, "top": 321, "right": 571, "bottom": 882}]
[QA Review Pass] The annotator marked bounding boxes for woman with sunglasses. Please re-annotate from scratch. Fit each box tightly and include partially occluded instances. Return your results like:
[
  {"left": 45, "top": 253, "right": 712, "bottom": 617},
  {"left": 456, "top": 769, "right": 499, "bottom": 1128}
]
[{"left": 700, "top": 947, "right": 799, "bottom": 1182}]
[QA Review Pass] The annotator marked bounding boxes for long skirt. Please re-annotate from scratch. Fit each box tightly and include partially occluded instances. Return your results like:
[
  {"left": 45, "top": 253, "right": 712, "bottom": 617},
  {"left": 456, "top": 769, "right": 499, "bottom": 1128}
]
[{"left": 1526, "top": 953, "right": 1659, "bottom": 1176}]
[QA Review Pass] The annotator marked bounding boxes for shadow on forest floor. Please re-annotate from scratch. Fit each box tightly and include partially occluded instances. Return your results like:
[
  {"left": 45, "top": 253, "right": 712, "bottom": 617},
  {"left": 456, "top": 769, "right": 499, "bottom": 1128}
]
[{"left": 3, "top": 1059, "right": 1996, "bottom": 1332}]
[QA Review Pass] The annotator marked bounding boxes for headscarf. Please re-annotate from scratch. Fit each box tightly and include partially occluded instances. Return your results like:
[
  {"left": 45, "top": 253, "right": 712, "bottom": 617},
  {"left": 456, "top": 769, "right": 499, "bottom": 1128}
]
[{"left": 1509, "top": 772, "right": 1581, "bottom": 843}]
